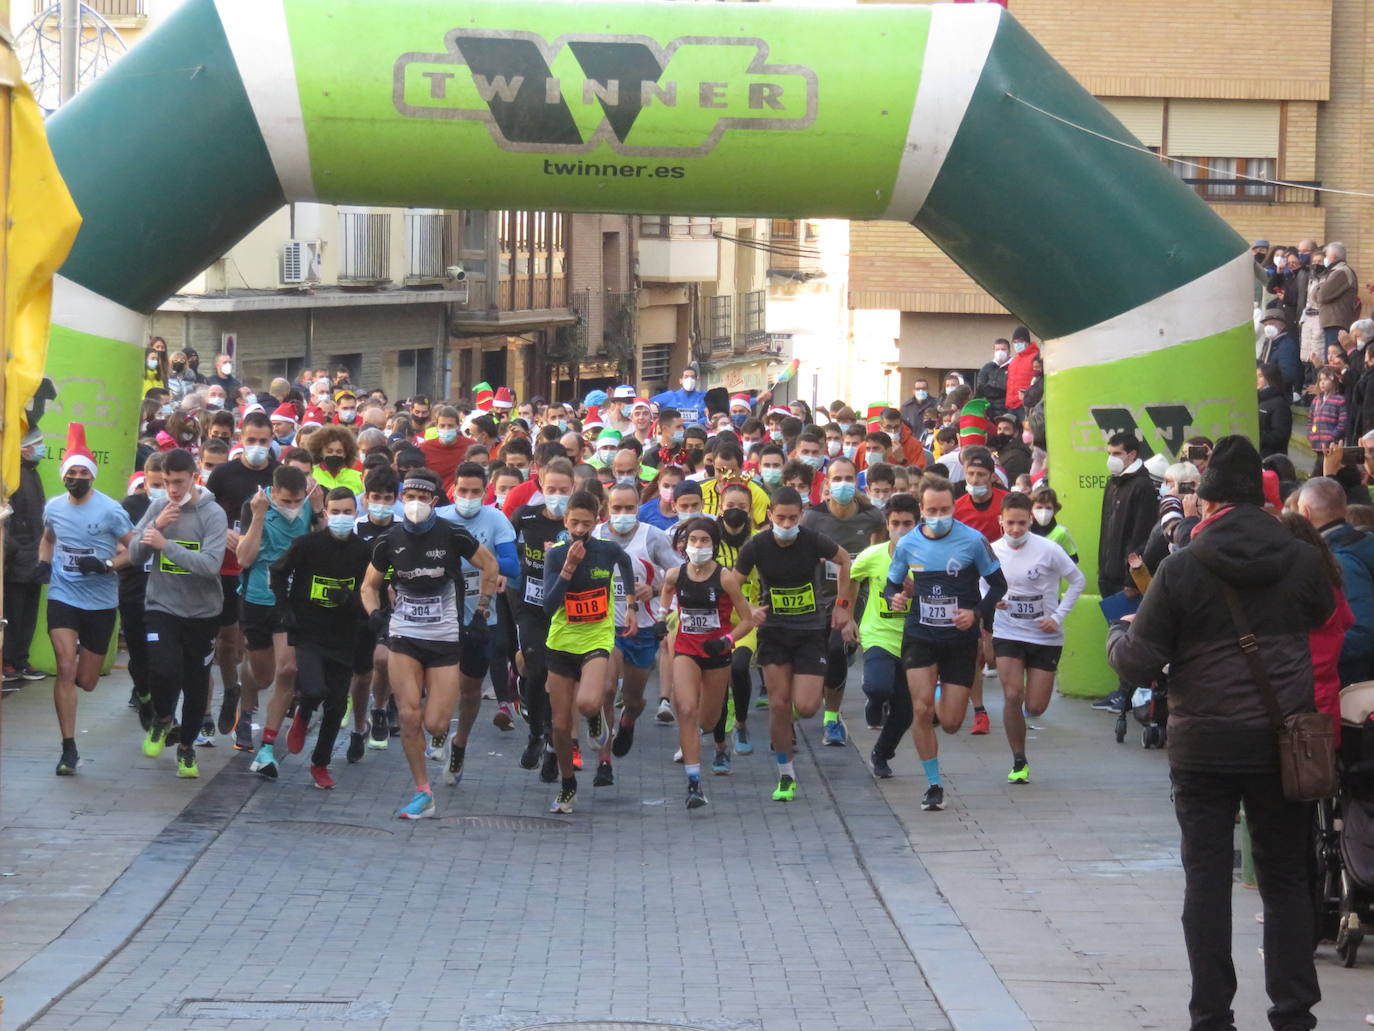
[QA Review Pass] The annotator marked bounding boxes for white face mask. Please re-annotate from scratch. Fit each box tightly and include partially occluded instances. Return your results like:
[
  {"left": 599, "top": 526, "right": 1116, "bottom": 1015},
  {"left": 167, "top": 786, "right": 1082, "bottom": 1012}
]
[
  {"left": 1263, "top": 324, "right": 1280, "bottom": 340},
  {"left": 1106, "top": 455, "right": 1126, "bottom": 476},
  {"left": 682, "top": 377, "right": 696, "bottom": 391},
  {"left": 1005, "top": 531, "right": 1030, "bottom": 549},
  {"left": 403, "top": 499, "right": 433, "bottom": 523},
  {"left": 1032, "top": 507, "right": 1054, "bottom": 527},
  {"left": 686, "top": 545, "right": 713, "bottom": 565},
  {"left": 219, "top": 362, "right": 233, "bottom": 376},
  {"left": 994, "top": 349, "right": 1009, "bottom": 364}
]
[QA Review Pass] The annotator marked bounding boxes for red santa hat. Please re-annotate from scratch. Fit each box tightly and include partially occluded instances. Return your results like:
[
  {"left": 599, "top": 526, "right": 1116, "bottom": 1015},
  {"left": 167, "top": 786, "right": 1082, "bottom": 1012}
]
[
  {"left": 301, "top": 406, "right": 325, "bottom": 428},
  {"left": 270, "top": 403, "right": 299, "bottom": 425},
  {"left": 493, "top": 386, "right": 515, "bottom": 410},
  {"left": 729, "top": 394, "right": 752, "bottom": 412},
  {"left": 60, "top": 423, "right": 98, "bottom": 478},
  {"left": 583, "top": 405, "right": 605, "bottom": 430},
  {"left": 126, "top": 471, "right": 145, "bottom": 495},
  {"left": 766, "top": 406, "right": 792, "bottom": 418},
  {"left": 630, "top": 397, "right": 651, "bottom": 413}
]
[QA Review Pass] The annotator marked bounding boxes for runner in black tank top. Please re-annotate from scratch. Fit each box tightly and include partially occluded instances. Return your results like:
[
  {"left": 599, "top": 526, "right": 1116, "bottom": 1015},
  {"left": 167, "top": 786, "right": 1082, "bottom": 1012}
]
[{"left": 658, "top": 517, "right": 755, "bottom": 810}]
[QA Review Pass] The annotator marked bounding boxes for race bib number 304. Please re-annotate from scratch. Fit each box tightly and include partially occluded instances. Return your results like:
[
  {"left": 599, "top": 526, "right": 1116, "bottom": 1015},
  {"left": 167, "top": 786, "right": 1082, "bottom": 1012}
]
[{"left": 398, "top": 593, "right": 443, "bottom": 624}]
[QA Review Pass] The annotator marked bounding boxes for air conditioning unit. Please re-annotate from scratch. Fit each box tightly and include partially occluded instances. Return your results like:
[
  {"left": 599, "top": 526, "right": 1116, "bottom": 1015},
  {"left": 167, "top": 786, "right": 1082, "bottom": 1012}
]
[{"left": 280, "top": 240, "right": 322, "bottom": 286}]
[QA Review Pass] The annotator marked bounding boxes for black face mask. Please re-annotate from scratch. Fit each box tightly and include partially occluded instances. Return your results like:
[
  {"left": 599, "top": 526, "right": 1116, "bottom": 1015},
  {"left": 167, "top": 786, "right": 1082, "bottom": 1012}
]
[
  {"left": 720, "top": 509, "right": 750, "bottom": 536},
  {"left": 172, "top": 361, "right": 185, "bottom": 372},
  {"left": 64, "top": 476, "right": 92, "bottom": 499},
  {"left": 322, "top": 454, "right": 346, "bottom": 474}
]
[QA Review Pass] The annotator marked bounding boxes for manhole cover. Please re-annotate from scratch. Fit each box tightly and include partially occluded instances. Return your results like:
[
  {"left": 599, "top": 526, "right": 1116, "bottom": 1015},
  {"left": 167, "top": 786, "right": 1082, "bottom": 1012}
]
[
  {"left": 251, "top": 820, "right": 394, "bottom": 838},
  {"left": 439, "top": 814, "right": 572, "bottom": 831},
  {"left": 515, "top": 1024, "right": 711, "bottom": 1031}
]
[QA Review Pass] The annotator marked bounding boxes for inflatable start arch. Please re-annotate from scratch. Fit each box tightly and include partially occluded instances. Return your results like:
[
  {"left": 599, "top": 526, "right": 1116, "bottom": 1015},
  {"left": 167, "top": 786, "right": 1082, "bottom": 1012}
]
[{"left": 44, "top": 0, "right": 1257, "bottom": 689}]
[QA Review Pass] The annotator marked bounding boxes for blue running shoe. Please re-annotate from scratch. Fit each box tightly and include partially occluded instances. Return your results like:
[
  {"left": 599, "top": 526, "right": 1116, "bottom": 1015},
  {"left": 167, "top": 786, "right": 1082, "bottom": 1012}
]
[
  {"left": 823, "top": 719, "right": 847, "bottom": 747},
  {"left": 711, "top": 749, "right": 731, "bottom": 775},
  {"left": 397, "top": 790, "right": 436, "bottom": 820},
  {"left": 734, "top": 725, "right": 753, "bottom": 755}
]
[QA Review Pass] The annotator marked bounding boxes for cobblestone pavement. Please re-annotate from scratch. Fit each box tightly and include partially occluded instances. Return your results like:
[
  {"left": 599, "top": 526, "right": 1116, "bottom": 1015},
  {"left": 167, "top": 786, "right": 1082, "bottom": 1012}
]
[{"left": 20, "top": 676, "right": 954, "bottom": 1031}]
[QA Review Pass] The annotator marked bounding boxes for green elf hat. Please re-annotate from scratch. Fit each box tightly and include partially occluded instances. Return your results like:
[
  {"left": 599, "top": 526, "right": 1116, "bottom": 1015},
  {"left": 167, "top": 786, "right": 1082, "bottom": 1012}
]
[{"left": 958, "top": 398, "right": 992, "bottom": 446}]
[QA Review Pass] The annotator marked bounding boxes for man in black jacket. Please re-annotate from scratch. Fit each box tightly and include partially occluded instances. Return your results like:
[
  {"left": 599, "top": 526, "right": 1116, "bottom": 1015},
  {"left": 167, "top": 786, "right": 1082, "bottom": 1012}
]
[
  {"left": 1108, "top": 435, "right": 1332, "bottom": 1031},
  {"left": 973, "top": 339, "right": 1011, "bottom": 422},
  {"left": 1092, "top": 432, "right": 1160, "bottom": 710},
  {"left": 3, "top": 428, "right": 49, "bottom": 685}
]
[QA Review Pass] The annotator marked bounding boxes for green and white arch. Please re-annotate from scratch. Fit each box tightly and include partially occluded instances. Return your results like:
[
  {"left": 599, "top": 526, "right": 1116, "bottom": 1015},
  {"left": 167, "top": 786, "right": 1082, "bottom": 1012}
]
[{"left": 45, "top": 0, "right": 1254, "bottom": 693}]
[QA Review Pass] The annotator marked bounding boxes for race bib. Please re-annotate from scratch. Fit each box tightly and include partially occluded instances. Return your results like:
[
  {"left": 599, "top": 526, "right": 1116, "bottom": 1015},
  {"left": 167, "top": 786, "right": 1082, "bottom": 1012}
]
[
  {"left": 879, "top": 596, "right": 905, "bottom": 620},
  {"left": 824, "top": 561, "right": 838, "bottom": 582},
  {"left": 309, "top": 574, "right": 355, "bottom": 608},
  {"left": 919, "top": 595, "right": 956, "bottom": 628},
  {"left": 462, "top": 566, "right": 481, "bottom": 599},
  {"left": 1007, "top": 593, "right": 1044, "bottom": 620},
  {"left": 770, "top": 583, "right": 816, "bottom": 615},
  {"left": 523, "top": 576, "right": 545, "bottom": 605},
  {"left": 565, "top": 587, "right": 609, "bottom": 623},
  {"left": 158, "top": 539, "right": 199, "bottom": 575},
  {"left": 397, "top": 593, "right": 443, "bottom": 625},
  {"left": 57, "top": 543, "right": 94, "bottom": 574},
  {"left": 680, "top": 607, "right": 721, "bottom": 633}
]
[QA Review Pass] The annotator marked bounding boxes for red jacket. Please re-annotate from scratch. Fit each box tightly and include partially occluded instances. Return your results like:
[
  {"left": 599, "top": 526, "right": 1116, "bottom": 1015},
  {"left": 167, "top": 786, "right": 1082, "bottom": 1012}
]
[
  {"left": 1310, "top": 586, "right": 1354, "bottom": 745},
  {"left": 419, "top": 435, "right": 473, "bottom": 492},
  {"left": 1005, "top": 342, "right": 1040, "bottom": 411},
  {"left": 955, "top": 487, "right": 1008, "bottom": 542}
]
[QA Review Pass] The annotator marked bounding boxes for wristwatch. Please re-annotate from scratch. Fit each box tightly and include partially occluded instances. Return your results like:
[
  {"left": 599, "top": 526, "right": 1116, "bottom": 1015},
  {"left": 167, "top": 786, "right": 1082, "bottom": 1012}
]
[{"left": 836, "top": 598, "right": 851, "bottom": 609}]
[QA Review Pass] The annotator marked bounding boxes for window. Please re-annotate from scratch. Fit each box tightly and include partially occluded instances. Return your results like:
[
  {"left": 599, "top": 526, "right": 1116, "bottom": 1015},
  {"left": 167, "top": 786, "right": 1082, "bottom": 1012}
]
[
  {"left": 460, "top": 210, "right": 487, "bottom": 253},
  {"left": 338, "top": 211, "right": 391, "bottom": 283},
  {"left": 641, "top": 343, "right": 672, "bottom": 386},
  {"left": 1169, "top": 157, "right": 1276, "bottom": 201},
  {"left": 640, "top": 215, "right": 715, "bottom": 238},
  {"left": 771, "top": 219, "right": 798, "bottom": 240},
  {"left": 709, "top": 294, "right": 733, "bottom": 354},
  {"left": 740, "top": 290, "right": 766, "bottom": 349}
]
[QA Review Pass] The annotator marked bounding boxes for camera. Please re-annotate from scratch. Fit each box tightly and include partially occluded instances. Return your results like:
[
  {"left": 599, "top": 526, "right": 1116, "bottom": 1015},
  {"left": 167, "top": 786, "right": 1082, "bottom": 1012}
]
[{"left": 445, "top": 265, "right": 467, "bottom": 282}]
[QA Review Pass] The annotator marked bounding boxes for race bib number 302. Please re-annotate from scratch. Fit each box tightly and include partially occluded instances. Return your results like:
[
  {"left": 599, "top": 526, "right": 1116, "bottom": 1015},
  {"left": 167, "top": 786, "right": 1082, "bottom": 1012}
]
[{"left": 680, "top": 607, "right": 722, "bottom": 633}]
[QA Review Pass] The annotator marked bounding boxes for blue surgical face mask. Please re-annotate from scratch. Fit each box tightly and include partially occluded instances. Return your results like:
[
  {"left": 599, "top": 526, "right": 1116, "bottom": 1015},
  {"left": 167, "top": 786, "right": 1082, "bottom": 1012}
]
[
  {"left": 801, "top": 454, "right": 823, "bottom": 470},
  {"left": 327, "top": 514, "right": 355, "bottom": 539},
  {"left": 438, "top": 428, "right": 458, "bottom": 445},
  {"left": 830, "top": 482, "right": 857, "bottom": 505},
  {"left": 545, "top": 493, "right": 569, "bottom": 516},
  {"left": 557, "top": 419, "right": 569, "bottom": 432},
  {"left": 914, "top": 390, "right": 929, "bottom": 402},
  {"left": 26, "top": 444, "right": 47, "bottom": 461},
  {"left": 148, "top": 487, "right": 168, "bottom": 503},
  {"left": 731, "top": 413, "right": 747, "bottom": 427},
  {"left": 839, "top": 422, "right": 853, "bottom": 434},
  {"left": 968, "top": 483, "right": 990, "bottom": 500},
  {"left": 454, "top": 496, "right": 482, "bottom": 518},
  {"left": 923, "top": 514, "right": 954, "bottom": 536},
  {"left": 243, "top": 444, "right": 271, "bottom": 468},
  {"left": 1013, "top": 340, "right": 1028, "bottom": 355},
  {"left": 771, "top": 521, "right": 799, "bottom": 541},
  {"left": 672, "top": 429, "right": 686, "bottom": 444},
  {"left": 760, "top": 467, "right": 782, "bottom": 487},
  {"left": 368, "top": 502, "right": 393, "bottom": 522},
  {"left": 841, "top": 444, "right": 858, "bottom": 460},
  {"left": 609, "top": 513, "right": 638, "bottom": 535}
]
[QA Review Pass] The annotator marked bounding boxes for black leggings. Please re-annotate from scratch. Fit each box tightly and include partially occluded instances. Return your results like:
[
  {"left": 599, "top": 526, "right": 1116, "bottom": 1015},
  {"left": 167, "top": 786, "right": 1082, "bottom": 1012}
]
[
  {"left": 712, "top": 645, "right": 755, "bottom": 744},
  {"left": 146, "top": 611, "right": 218, "bottom": 747},
  {"left": 488, "top": 593, "right": 517, "bottom": 704},
  {"left": 868, "top": 647, "right": 914, "bottom": 761},
  {"left": 119, "top": 591, "right": 149, "bottom": 699},
  {"left": 823, "top": 625, "right": 858, "bottom": 691},
  {"left": 294, "top": 641, "right": 352, "bottom": 767},
  {"left": 515, "top": 609, "right": 550, "bottom": 738}
]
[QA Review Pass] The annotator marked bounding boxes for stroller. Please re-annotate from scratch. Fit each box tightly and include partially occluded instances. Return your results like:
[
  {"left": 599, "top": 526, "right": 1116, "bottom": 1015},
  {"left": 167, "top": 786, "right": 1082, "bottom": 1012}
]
[
  {"left": 1115, "top": 683, "right": 1168, "bottom": 748},
  {"left": 1312, "top": 681, "right": 1374, "bottom": 966}
]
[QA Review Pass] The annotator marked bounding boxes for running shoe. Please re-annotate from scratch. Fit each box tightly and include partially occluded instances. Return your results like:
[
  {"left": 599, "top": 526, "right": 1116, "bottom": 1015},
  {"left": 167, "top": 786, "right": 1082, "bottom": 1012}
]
[
  {"left": 250, "top": 744, "right": 278, "bottom": 780},
  {"left": 572, "top": 741, "right": 583, "bottom": 770},
  {"left": 448, "top": 745, "right": 465, "bottom": 786},
  {"left": 549, "top": 785, "right": 576, "bottom": 814},
  {"left": 655, "top": 698, "right": 675, "bottom": 724},
  {"left": 734, "top": 725, "right": 753, "bottom": 755},
  {"left": 310, "top": 765, "right": 337, "bottom": 790},
  {"left": 611, "top": 715, "right": 636, "bottom": 758},
  {"left": 870, "top": 747, "right": 893, "bottom": 780},
  {"left": 771, "top": 775, "right": 797, "bottom": 802},
  {"left": 217, "top": 684, "right": 240, "bottom": 736},
  {"left": 1007, "top": 760, "right": 1030, "bottom": 784},
  {"left": 233, "top": 714, "right": 254, "bottom": 752},
  {"left": 427, "top": 731, "right": 450, "bottom": 768},
  {"left": 196, "top": 719, "right": 215, "bottom": 747},
  {"left": 754, "top": 689, "right": 769, "bottom": 710},
  {"left": 143, "top": 721, "right": 170, "bottom": 758},
  {"left": 673, "top": 747, "right": 683, "bottom": 764},
  {"left": 686, "top": 777, "right": 708, "bottom": 809},
  {"left": 520, "top": 734, "right": 543, "bottom": 770},
  {"left": 921, "top": 784, "right": 945, "bottom": 811},
  {"left": 493, "top": 702, "right": 515, "bottom": 732},
  {"left": 823, "top": 719, "right": 847, "bottom": 747},
  {"left": 18, "top": 665, "right": 47, "bottom": 681},
  {"left": 56, "top": 744, "right": 80, "bottom": 776},
  {"left": 3, "top": 666, "right": 20, "bottom": 684},
  {"left": 368, "top": 709, "right": 389, "bottom": 750},
  {"left": 539, "top": 747, "right": 559, "bottom": 783},
  {"left": 587, "top": 710, "right": 610, "bottom": 749},
  {"left": 593, "top": 760, "right": 614, "bottom": 787},
  {"left": 165, "top": 724, "right": 180, "bottom": 749},
  {"left": 397, "top": 790, "right": 435, "bottom": 820},
  {"left": 864, "top": 697, "right": 886, "bottom": 731},
  {"left": 970, "top": 711, "right": 990, "bottom": 735},
  {"left": 1090, "top": 690, "right": 1127, "bottom": 713},
  {"left": 346, "top": 731, "right": 366, "bottom": 764},
  {"left": 128, "top": 685, "right": 138, "bottom": 708},
  {"left": 387, "top": 697, "right": 401, "bottom": 737},
  {"left": 137, "top": 694, "right": 155, "bottom": 732},
  {"left": 287, "top": 708, "right": 310, "bottom": 755},
  {"left": 176, "top": 748, "right": 199, "bottom": 779},
  {"left": 482, "top": 683, "right": 497, "bottom": 700},
  {"left": 711, "top": 750, "right": 731, "bottom": 775}
]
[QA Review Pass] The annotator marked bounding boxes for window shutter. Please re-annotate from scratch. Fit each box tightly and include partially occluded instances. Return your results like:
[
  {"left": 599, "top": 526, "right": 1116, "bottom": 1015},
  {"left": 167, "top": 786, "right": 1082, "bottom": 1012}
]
[{"left": 1167, "top": 100, "right": 1279, "bottom": 158}]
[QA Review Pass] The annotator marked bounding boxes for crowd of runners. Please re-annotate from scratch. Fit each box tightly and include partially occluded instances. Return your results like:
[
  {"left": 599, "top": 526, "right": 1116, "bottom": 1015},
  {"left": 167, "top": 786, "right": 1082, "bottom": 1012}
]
[{"left": 23, "top": 346, "right": 1096, "bottom": 819}]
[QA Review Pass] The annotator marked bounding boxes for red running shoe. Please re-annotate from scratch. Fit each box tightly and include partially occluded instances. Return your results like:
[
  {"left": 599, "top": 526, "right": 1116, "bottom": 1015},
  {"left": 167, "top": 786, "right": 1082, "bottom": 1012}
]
[
  {"left": 309, "top": 764, "right": 336, "bottom": 790},
  {"left": 970, "top": 711, "right": 991, "bottom": 736},
  {"left": 572, "top": 740, "right": 583, "bottom": 770},
  {"left": 286, "top": 708, "right": 310, "bottom": 755}
]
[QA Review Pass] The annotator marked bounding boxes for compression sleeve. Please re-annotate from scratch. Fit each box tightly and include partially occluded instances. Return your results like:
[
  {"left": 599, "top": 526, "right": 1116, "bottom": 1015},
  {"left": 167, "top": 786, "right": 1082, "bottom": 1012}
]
[
  {"left": 543, "top": 544, "right": 570, "bottom": 615},
  {"left": 494, "top": 540, "right": 520, "bottom": 579},
  {"left": 977, "top": 567, "right": 1008, "bottom": 623}
]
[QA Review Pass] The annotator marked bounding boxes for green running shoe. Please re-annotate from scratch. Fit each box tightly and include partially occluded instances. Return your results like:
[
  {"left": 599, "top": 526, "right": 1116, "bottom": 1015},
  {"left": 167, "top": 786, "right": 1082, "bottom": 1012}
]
[{"left": 771, "top": 774, "right": 797, "bottom": 802}]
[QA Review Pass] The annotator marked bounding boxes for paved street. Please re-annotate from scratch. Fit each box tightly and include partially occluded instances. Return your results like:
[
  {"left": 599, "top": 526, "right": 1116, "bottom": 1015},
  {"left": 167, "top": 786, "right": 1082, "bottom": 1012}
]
[{"left": 2, "top": 659, "right": 1372, "bottom": 1030}]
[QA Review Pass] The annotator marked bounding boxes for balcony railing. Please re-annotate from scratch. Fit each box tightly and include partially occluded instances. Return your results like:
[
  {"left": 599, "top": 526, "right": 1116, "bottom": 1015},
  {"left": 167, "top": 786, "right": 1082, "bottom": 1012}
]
[
  {"left": 34, "top": 0, "right": 144, "bottom": 14},
  {"left": 1180, "top": 178, "right": 1319, "bottom": 205},
  {"left": 640, "top": 215, "right": 716, "bottom": 238},
  {"left": 709, "top": 295, "right": 733, "bottom": 355},
  {"left": 405, "top": 211, "right": 445, "bottom": 284},
  {"left": 338, "top": 212, "right": 391, "bottom": 285},
  {"left": 739, "top": 289, "right": 767, "bottom": 351}
]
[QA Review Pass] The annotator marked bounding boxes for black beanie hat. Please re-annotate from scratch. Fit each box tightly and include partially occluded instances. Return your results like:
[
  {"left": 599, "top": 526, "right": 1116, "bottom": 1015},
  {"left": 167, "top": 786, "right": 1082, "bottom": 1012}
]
[{"left": 1197, "top": 435, "right": 1265, "bottom": 506}]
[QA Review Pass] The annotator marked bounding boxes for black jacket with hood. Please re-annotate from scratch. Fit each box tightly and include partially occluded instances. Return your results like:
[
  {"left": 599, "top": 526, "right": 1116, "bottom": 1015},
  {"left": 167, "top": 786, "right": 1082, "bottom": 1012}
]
[
  {"left": 1097, "top": 463, "right": 1157, "bottom": 597},
  {"left": 1107, "top": 504, "right": 1333, "bottom": 772}
]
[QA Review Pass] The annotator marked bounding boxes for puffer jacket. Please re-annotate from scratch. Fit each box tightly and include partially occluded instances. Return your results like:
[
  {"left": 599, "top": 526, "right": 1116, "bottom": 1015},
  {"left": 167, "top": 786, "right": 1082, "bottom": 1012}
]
[{"left": 1107, "top": 504, "right": 1333, "bottom": 772}]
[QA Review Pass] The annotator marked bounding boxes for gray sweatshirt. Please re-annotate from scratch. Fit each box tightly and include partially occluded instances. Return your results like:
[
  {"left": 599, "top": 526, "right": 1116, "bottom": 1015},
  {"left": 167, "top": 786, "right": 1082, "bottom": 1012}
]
[{"left": 126, "top": 485, "right": 228, "bottom": 619}]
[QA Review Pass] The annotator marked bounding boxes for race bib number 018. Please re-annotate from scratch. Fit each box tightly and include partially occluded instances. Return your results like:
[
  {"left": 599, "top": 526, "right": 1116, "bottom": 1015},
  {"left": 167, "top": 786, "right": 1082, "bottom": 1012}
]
[
  {"left": 919, "top": 595, "right": 955, "bottom": 627},
  {"left": 769, "top": 583, "right": 816, "bottom": 615},
  {"left": 565, "top": 588, "right": 609, "bottom": 623}
]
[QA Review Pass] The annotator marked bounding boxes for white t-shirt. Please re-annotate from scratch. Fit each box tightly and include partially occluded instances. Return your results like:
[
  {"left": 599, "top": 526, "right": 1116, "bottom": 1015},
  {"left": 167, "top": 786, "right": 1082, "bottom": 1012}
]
[
  {"left": 593, "top": 520, "right": 678, "bottom": 628},
  {"left": 989, "top": 532, "right": 1085, "bottom": 645}
]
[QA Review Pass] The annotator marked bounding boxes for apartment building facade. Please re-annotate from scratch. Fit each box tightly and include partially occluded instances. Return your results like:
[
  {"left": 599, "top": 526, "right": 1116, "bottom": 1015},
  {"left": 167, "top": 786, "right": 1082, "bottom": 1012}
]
[{"left": 849, "top": 0, "right": 1372, "bottom": 393}]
